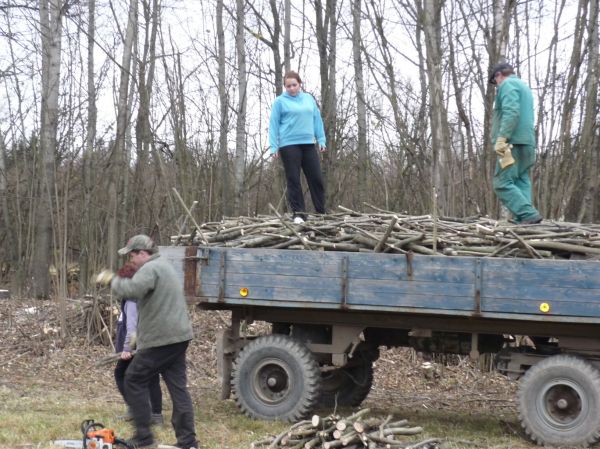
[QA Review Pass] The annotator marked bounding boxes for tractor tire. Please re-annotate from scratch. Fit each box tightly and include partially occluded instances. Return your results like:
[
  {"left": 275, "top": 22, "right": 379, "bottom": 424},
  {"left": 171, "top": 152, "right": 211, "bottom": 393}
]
[
  {"left": 231, "top": 334, "right": 321, "bottom": 421},
  {"left": 518, "top": 354, "right": 600, "bottom": 447},
  {"left": 319, "top": 358, "right": 374, "bottom": 408}
]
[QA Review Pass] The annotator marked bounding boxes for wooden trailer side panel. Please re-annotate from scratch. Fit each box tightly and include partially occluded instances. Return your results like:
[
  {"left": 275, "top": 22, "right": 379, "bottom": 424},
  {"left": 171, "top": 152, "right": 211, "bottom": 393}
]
[
  {"left": 160, "top": 246, "right": 600, "bottom": 323},
  {"left": 481, "top": 258, "right": 600, "bottom": 318}
]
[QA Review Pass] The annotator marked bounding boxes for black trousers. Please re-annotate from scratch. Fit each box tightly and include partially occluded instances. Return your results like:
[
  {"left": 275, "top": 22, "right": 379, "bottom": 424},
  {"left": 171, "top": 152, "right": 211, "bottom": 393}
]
[
  {"left": 114, "top": 358, "right": 162, "bottom": 414},
  {"left": 125, "top": 340, "right": 197, "bottom": 448},
  {"left": 279, "top": 144, "right": 326, "bottom": 217}
]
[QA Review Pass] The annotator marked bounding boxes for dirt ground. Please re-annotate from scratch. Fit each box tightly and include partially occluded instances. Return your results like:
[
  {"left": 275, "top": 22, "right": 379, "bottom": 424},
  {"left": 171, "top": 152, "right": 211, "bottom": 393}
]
[{"left": 0, "top": 297, "right": 526, "bottom": 447}]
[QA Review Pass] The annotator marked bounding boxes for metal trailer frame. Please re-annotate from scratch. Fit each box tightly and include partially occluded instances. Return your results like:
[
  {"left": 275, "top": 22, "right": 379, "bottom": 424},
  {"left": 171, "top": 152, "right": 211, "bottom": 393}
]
[{"left": 161, "top": 245, "right": 600, "bottom": 447}]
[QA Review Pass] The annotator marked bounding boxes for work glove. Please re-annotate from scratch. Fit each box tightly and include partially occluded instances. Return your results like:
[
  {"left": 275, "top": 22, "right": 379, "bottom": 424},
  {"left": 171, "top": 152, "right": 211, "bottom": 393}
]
[
  {"left": 494, "top": 137, "right": 515, "bottom": 169},
  {"left": 95, "top": 269, "right": 115, "bottom": 286}
]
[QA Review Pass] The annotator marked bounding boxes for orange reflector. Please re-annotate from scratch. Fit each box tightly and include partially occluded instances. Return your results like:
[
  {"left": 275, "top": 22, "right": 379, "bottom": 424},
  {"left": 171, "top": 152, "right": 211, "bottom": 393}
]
[{"left": 240, "top": 288, "right": 249, "bottom": 297}]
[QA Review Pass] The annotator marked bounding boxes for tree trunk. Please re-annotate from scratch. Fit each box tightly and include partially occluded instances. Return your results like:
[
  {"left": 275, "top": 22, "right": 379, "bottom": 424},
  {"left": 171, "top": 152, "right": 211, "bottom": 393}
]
[
  {"left": 0, "top": 133, "right": 12, "bottom": 264},
  {"left": 352, "top": 0, "right": 368, "bottom": 208},
  {"left": 33, "top": 0, "right": 63, "bottom": 299},
  {"left": 233, "top": 0, "right": 248, "bottom": 215},
  {"left": 416, "top": 0, "right": 451, "bottom": 215},
  {"left": 483, "top": 0, "right": 516, "bottom": 217},
  {"left": 108, "top": 0, "right": 137, "bottom": 269},
  {"left": 554, "top": 0, "right": 587, "bottom": 219},
  {"left": 217, "top": 0, "right": 231, "bottom": 218},
  {"left": 283, "top": 0, "right": 291, "bottom": 73},
  {"left": 577, "top": 0, "right": 599, "bottom": 223},
  {"left": 315, "top": 0, "right": 338, "bottom": 208},
  {"left": 134, "top": 0, "right": 160, "bottom": 227},
  {"left": 80, "top": 0, "right": 96, "bottom": 293}
]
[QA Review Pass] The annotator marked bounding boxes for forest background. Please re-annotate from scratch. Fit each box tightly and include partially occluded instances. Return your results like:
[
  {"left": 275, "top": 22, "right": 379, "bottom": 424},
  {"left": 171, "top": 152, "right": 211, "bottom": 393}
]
[{"left": 0, "top": 0, "right": 598, "bottom": 300}]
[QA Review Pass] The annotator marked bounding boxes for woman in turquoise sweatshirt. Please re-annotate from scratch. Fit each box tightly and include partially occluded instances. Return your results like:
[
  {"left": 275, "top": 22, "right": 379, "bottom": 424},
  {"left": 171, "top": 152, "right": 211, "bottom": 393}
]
[{"left": 269, "top": 71, "right": 327, "bottom": 223}]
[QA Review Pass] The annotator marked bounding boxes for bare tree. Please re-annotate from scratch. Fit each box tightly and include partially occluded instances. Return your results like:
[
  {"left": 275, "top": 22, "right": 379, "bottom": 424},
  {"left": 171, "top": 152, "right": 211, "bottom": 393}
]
[
  {"left": 132, "top": 0, "right": 161, "bottom": 228},
  {"left": 216, "top": 0, "right": 231, "bottom": 217},
  {"left": 80, "top": 0, "right": 96, "bottom": 292},
  {"left": 283, "top": 0, "right": 291, "bottom": 73},
  {"left": 108, "top": 0, "right": 137, "bottom": 269},
  {"left": 577, "top": 0, "right": 599, "bottom": 222},
  {"left": 483, "top": 0, "right": 516, "bottom": 214},
  {"left": 233, "top": 0, "right": 248, "bottom": 215},
  {"left": 415, "top": 0, "right": 451, "bottom": 215},
  {"left": 0, "top": 132, "right": 10, "bottom": 260},
  {"left": 553, "top": 0, "right": 588, "bottom": 219},
  {"left": 351, "top": 0, "right": 368, "bottom": 206},
  {"left": 315, "top": 0, "right": 338, "bottom": 207},
  {"left": 33, "top": 0, "right": 64, "bottom": 298}
]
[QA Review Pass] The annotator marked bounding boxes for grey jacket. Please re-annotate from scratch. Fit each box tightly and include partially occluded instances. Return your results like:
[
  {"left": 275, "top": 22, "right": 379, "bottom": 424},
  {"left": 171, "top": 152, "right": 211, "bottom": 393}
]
[{"left": 111, "top": 253, "right": 193, "bottom": 350}]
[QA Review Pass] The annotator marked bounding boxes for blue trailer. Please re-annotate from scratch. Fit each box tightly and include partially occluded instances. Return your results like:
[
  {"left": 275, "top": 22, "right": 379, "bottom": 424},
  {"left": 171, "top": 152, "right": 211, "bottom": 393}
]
[{"left": 161, "top": 245, "right": 600, "bottom": 447}]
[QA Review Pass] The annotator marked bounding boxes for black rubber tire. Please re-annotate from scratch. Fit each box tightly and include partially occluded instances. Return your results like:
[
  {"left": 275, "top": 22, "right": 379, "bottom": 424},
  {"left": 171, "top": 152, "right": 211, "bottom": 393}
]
[
  {"left": 518, "top": 354, "right": 600, "bottom": 447},
  {"left": 231, "top": 335, "right": 321, "bottom": 421},
  {"left": 318, "top": 358, "right": 374, "bottom": 408}
]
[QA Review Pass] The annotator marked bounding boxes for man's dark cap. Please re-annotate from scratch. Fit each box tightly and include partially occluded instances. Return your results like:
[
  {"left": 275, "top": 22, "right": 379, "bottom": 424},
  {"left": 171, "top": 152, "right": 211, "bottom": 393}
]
[{"left": 489, "top": 62, "right": 513, "bottom": 84}]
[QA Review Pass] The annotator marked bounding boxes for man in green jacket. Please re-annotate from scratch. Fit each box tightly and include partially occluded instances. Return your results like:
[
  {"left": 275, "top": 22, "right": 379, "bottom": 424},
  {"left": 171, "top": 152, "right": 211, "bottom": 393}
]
[
  {"left": 97, "top": 235, "right": 197, "bottom": 449},
  {"left": 490, "top": 62, "right": 542, "bottom": 224}
]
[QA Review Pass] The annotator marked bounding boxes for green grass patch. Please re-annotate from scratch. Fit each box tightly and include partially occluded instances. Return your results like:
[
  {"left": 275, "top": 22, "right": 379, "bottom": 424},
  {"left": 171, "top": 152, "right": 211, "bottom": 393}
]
[{"left": 0, "top": 383, "right": 563, "bottom": 449}]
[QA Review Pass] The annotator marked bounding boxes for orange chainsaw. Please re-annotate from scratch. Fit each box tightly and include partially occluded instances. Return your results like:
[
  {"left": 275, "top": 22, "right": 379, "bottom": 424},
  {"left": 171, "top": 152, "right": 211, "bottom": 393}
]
[{"left": 53, "top": 419, "right": 133, "bottom": 449}]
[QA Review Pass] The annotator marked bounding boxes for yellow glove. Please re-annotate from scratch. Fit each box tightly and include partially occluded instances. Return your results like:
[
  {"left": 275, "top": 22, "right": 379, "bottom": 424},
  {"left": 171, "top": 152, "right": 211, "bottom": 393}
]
[
  {"left": 95, "top": 269, "right": 115, "bottom": 286},
  {"left": 500, "top": 147, "right": 515, "bottom": 168},
  {"left": 495, "top": 137, "right": 515, "bottom": 168}
]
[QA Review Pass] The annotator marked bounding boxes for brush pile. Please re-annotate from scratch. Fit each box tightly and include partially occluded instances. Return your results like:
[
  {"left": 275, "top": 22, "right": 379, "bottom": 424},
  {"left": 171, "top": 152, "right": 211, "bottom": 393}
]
[
  {"left": 252, "top": 408, "right": 439, "bottom": 449},
  {"left": 171, "top": 206, "right": 600, "bottom": 259}
]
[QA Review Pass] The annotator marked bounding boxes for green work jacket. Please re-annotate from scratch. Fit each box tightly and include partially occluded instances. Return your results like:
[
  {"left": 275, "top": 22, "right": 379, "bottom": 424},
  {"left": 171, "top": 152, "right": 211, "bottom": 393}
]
[
  {"left": 491, "top": 75, "right": 536, "bottom": 146},
  {"left": 111, "top": 253, "right": 193, "bottom": 350}
]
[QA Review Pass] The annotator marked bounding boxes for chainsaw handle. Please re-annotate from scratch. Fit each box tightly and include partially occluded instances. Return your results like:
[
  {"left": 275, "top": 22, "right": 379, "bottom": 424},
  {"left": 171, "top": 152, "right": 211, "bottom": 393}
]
[{"left": 81, "top": 419, "right": 105, "bottom": 448}]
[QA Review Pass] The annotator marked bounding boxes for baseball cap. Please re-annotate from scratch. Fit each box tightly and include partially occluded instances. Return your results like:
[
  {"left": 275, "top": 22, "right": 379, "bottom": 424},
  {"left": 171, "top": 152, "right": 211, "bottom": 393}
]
[
  {"left": 118, "top": 234, "right": 155, "bottom": 255},
  {"left": 489, "top": 62, "right": 513, "bottom": 84}
]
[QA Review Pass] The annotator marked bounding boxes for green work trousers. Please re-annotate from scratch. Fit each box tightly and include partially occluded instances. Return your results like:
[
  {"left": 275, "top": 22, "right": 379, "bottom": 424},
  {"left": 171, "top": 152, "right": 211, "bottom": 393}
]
[{"left": 492, "top": 144, "right": 540, "bottom": 223}]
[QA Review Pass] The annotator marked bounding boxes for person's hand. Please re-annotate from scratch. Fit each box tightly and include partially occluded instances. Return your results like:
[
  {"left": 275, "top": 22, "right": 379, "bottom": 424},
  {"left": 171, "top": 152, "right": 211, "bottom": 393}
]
[
  {"left": 95, "top": 269, "right": 114, "bottom": 286},
  {"left": 120, "top": 351, "right": 133, "bottom": 360},
  {"left": 319, "top": 145, "right": 327, "bottom": 153},
  {"left": 494, "top": 137, "right": 511, "bottom": 157},
  {"left": 500, "top": 147, "right": 515, "bottom": 168},
  {"left": 272, "top": 151, "right": 279, "bottom": 159},
  {"left": 494, "top": 137, "right": 515, "bottom": 168}
]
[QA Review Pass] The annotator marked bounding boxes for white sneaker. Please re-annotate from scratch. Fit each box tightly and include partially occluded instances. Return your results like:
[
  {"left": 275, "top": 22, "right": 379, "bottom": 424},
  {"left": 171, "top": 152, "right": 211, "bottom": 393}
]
[{"left": 293, "top": 216, "right": 304, "bottom": 224}]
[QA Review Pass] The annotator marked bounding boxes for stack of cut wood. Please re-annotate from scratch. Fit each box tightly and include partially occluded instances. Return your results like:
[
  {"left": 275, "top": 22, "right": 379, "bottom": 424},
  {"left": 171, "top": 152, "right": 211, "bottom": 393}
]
[
  {"left": 170, "top": 205, "right": 600, "bottom": 259},
  {"left": 252, "top": 408, "right": 439, "bottom": 449}
]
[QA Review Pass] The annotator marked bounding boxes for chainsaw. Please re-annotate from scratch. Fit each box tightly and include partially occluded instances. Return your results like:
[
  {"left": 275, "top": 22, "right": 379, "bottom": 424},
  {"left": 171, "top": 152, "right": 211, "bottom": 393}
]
[{"left": 53, "top": 419, "right": 133, "bottom": 449}]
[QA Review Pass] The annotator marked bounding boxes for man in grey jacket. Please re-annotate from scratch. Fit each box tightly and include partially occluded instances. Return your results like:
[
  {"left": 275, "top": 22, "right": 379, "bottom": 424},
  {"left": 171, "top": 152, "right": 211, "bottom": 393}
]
[{"left": 98, "top": 235, "right": 197, "bottom": 449}]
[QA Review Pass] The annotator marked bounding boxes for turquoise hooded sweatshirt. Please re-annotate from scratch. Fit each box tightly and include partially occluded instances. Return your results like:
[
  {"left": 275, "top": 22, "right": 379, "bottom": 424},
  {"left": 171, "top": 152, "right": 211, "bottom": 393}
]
[{"left": 269, "top": 91, "right": 326, "bottom": 155}]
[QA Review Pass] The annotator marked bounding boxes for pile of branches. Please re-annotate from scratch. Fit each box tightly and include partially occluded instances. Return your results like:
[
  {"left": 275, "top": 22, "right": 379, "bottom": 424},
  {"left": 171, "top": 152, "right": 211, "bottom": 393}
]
[
  {"left": 252, "top": 409, "right": 439, "bottom": 449},
  {"left": 171, "top": 205, "right": 600, "bottom": 259}
]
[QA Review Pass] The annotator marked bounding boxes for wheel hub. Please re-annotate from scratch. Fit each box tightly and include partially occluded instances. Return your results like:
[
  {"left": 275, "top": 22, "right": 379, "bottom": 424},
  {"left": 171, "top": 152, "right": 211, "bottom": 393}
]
[
  {"left": 542, "top": 382, "right": 584, "bottom": 426},
  {"left": 253, "top": 359, "right": 291, "bottom": 404}
]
